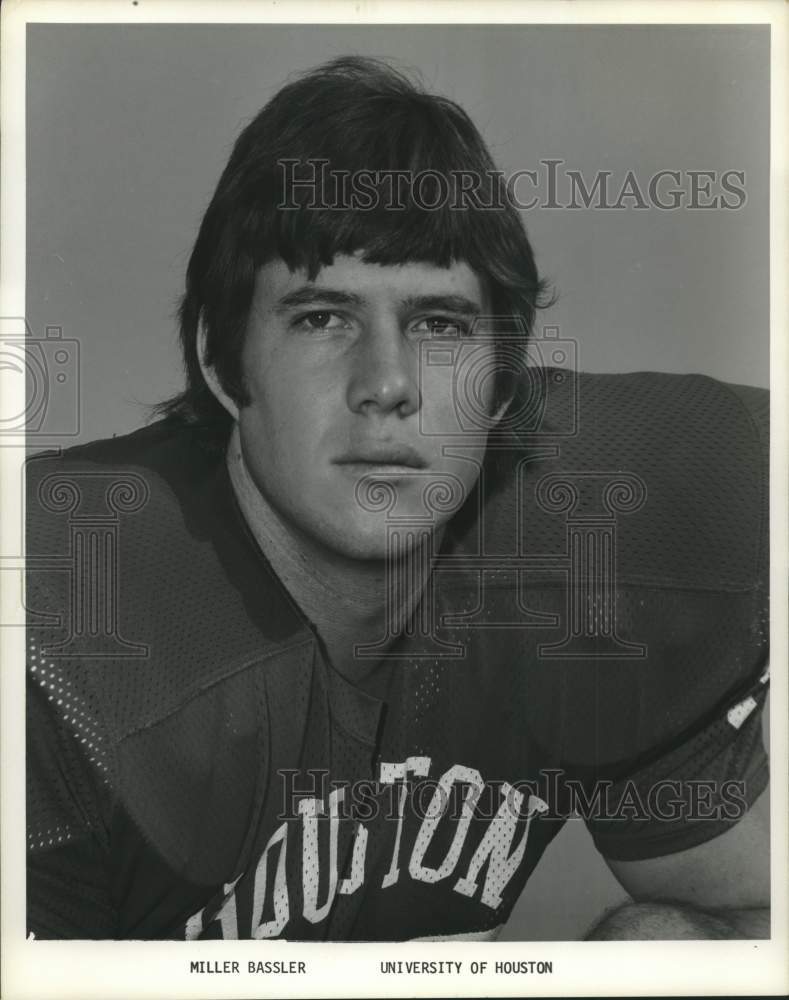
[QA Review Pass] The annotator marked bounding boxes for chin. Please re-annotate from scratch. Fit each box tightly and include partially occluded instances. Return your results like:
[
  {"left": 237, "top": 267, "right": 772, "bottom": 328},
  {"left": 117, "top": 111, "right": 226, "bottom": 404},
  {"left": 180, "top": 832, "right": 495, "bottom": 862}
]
[{"left": 318, "top": 514, "right": 438, "bottom": 564}]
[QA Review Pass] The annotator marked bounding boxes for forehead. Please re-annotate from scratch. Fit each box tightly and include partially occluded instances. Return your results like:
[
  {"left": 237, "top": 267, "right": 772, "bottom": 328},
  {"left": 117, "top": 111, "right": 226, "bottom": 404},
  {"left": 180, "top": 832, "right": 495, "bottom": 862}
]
[{"left": 253, "top": 253, "right": 488, "bottom": 310}]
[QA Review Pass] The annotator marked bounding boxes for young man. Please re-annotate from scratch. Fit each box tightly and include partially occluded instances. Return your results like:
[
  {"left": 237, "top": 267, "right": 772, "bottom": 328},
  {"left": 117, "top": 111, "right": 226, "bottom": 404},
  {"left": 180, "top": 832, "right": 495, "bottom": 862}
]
[{"left": 26, "top": 57, "right": 769, "bottom": 940}]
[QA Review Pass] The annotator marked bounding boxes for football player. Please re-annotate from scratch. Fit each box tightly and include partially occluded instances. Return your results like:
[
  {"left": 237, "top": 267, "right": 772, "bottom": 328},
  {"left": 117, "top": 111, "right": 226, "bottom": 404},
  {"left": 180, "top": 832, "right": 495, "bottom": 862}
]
[{"left": 26, "top": 57, "right": 769, "bottom": 940}]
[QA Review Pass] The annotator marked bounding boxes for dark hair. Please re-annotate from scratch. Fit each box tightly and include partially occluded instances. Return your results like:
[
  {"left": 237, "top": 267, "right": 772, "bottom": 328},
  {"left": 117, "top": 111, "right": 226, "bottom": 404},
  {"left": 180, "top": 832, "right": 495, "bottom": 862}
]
[{"left": 157, "top": 56, "right": 551, "bottom": 445}]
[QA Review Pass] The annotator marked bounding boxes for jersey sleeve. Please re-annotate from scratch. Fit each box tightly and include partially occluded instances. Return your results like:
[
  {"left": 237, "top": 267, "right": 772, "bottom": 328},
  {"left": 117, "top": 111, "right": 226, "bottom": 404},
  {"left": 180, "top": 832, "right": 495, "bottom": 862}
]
[
  {"left": 582, "top": 659, "right": 769, "bottom": 860},
  {"left": 577, "top": 379, "right": 770, "bottom": 861},
  {"left": 27, "top": 575, "right": 118, "bottom": 938}
]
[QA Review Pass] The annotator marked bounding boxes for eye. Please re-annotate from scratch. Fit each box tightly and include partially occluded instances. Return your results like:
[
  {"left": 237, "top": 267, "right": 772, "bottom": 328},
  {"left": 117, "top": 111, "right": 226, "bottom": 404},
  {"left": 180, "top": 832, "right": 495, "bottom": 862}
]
[
  {"left": 411, "top": 315, "right": 471, "bottom": 338},
  {"left": 293, "top": 311, "right": 349, "bottom": 332}
]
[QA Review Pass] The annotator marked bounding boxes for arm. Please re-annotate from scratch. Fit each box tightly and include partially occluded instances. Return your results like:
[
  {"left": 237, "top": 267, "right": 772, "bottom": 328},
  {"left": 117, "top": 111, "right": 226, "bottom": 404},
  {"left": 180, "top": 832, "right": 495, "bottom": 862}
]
[{"left": 587, "top": 783, "right": 769, "bottom": 939}]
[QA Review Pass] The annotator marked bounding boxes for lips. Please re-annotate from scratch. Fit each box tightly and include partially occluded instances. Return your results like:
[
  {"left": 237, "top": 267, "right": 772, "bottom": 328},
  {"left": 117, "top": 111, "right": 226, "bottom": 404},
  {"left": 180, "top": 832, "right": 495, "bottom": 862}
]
[{"left": 334, "top": 442, "right": 427, "bottom": 469}]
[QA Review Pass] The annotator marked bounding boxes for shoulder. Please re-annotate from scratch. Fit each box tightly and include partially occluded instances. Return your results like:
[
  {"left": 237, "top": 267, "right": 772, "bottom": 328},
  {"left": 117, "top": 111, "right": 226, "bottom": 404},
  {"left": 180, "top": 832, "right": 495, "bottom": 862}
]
[
  {"left": 479, "top": 370, "right": 768, "bottom": 591},
  {"left": 26, "top": 421, "right": 223, "bottom": 610},
  {"left": 577, "top": 370, "right": 767, "bottom": 589},
  {"left": 26, "top": 419, "right": 308, "bottom": 739},
  {"left": 25, "top": 419, "right": 219, "bottom": 520},
  {"left": 561, "top": 369, "right": 767, "bottom": 480}
]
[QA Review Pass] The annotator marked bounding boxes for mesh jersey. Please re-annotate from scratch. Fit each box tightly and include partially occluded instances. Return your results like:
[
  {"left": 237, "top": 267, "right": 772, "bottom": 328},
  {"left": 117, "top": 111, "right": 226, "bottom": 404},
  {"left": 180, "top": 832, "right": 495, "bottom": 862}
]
[{"left": 26, "top": 370, "right": 769, "bottom": 940}]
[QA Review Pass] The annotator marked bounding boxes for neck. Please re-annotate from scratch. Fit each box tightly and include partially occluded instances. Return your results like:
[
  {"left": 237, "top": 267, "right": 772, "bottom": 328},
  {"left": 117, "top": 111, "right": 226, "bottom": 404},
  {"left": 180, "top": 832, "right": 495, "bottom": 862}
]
[{"left": 226, "top": 425, "right": 439, "bottom": 673}]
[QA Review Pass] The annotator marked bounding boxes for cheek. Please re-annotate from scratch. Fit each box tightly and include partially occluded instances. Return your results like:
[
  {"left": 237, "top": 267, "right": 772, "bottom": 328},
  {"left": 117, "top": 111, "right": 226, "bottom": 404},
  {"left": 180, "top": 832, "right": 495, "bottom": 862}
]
[
  {"left": 238, "top": 356, "right": 341, "bottom": 469},
  {"left": 237, "top": 362, "right": 296, "bottom": 470},
  {"left": 456, "top": 343, "right": 500, "bottom": 417},
  {"left": 419, "top": 345, "right": 499, "bottom": 434},
  {"left": 419, "top": 363, "right": 459, "bottom": 420}
]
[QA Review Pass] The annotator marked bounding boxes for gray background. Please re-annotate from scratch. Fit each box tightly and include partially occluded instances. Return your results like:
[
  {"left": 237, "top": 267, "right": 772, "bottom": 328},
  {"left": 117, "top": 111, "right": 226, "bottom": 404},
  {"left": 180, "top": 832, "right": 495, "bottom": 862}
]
[{"left": 26, "top": 23, "right": 770, "bottom": 940}]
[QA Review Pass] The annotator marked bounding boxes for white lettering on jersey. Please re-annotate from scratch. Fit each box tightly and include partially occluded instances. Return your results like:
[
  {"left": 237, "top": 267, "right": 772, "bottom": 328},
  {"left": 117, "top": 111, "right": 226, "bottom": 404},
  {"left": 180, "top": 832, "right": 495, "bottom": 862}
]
[
  {"left": 299, "top": 787, "right": 343, "bottom": 923},
  {"left": 184, "top": 907, "right": 205, "bottom": 941},
  {"left": 338, "top": 822, "right": 368, "bottom": 895},
  {"left": 409, "top": 764, "right": 484, "bottom": 885},
  {"left": 214, "top": 876, "right": 240, "bottom": 939},
  {"left": 251, "top": 821, "right": 289, "bottom": 938},
  {"left": 454, "top": 788, "right": 548, "bottom": 908},
  {"left": 185, "top": 875, "right": 242, "bottom": 940},
  {"left": 182, "top": 757, "right": 548, "bottom": 939},
  {"left": 378, "top": 756, "right": 431, "bottom": 889}
]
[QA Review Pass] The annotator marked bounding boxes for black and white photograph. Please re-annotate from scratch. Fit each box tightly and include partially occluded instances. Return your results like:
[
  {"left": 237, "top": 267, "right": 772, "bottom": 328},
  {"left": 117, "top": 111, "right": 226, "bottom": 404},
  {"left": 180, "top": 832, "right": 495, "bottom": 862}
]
[{"left": 1, "top": 1, "right": 787, "bottom": 997}]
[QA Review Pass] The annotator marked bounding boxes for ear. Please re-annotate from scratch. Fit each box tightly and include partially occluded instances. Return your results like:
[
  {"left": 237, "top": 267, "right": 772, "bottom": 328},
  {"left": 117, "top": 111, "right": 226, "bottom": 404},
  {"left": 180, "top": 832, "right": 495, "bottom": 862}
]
[{"left": 197, "top": 320, "right": 239, "bottom": 421}]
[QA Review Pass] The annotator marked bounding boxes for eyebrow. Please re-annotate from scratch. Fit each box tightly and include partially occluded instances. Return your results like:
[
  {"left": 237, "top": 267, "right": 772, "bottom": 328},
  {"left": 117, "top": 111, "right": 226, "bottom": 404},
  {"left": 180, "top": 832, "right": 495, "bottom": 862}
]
[
  {"left": 274, "top": 287, "right": 484, "bottom": 315},
  {"left": 401, "top": 294, "right": 483, "bottom": 316},
  {"left": 274, "top": 288, "right": 364, "bottom": 311}
]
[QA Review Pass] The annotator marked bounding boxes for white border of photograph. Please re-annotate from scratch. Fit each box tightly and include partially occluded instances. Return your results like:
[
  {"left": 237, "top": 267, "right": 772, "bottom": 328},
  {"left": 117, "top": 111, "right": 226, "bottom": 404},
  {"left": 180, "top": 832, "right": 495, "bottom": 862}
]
[{"left": 1, "top": 2, "right": 786, "bottom": 998}]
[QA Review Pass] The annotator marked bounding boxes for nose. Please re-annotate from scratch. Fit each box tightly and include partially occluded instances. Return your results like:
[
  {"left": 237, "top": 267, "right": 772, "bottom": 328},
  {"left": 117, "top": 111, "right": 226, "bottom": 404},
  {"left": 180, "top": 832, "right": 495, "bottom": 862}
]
[{"left": 346, "top": 321, "right": 420, "bottom": 417}]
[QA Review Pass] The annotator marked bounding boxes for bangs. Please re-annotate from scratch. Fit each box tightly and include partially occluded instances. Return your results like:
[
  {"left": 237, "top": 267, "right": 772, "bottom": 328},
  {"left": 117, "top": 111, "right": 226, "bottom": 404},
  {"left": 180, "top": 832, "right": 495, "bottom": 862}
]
[
  {"left": 242, "top": 168, "right": 539, "bottom": 312},
  {"left": 262, "top": 176, "right": 518, "bottom": 284},
  {"left": 229, "top": 76, "right": 539, "bottom": 304}
]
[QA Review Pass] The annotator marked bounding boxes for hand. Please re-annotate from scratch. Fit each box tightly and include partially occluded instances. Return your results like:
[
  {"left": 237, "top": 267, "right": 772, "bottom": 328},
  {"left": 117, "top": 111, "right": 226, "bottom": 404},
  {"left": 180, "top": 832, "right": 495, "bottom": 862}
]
[{"left": 585, "top": 901, "right": 769, "bottom": 940}]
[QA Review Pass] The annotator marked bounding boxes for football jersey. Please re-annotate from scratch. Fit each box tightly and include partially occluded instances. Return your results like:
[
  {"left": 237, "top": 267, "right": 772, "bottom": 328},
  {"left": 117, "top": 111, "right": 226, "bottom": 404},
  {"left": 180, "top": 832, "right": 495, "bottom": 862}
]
[{"left": 26, "top": 370, "right": 769, "bottom": 940}]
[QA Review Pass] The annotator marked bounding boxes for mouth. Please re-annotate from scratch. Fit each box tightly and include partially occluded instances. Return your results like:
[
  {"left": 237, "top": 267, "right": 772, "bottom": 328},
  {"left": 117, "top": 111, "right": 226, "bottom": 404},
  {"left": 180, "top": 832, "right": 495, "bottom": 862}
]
[{"left": 333, "top": 443, "right": 428, "bottom": 472}]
